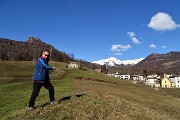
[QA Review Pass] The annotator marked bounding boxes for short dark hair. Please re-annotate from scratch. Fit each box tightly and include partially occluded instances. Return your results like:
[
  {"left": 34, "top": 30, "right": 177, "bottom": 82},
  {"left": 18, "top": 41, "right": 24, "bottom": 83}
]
[
  {"left": 40, "top": 49, "right": 50, "bottom": 57},
  {"left": 42, "top": 49, "right": 50, "bottom": 54}
]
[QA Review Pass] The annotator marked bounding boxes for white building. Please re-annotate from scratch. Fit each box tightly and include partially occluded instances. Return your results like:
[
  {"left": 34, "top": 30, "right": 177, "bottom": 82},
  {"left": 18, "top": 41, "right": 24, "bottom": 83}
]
[
  {"left": 67, "top": 62, "right": 79, "bottom": 68},
  {"left": 107, "top": 72, "right": 130, "bottom": 80},
  {"left": 119, "top": 75, "right": 130, "bottom": 80},
  {"left": 132, "top": 75, "right": 144, "bottom": 81},
  {"left": 107, "top": 73, "right": 116, "bottom": 77},
  {"left": 169, "top": 75, "right": 180, "bottom": 88},
  {"left": 145, "top": 75, "right": 157, "bottom": 86}
]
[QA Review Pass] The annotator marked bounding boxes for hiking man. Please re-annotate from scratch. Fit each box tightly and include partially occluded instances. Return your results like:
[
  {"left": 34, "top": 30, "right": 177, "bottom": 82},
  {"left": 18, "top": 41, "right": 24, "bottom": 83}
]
[{"left": 29, "top": 49, "right": 56, "bottom": 110}]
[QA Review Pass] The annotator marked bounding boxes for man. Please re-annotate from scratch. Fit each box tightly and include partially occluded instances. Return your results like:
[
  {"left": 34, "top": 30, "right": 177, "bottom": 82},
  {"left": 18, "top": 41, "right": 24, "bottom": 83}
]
[{"left": 29, "top": 49, "right": 56, "bottom": 110}]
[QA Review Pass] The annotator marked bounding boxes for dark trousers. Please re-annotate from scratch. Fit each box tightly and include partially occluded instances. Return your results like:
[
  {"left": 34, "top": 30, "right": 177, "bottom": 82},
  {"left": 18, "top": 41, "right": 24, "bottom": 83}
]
[{"left": 29, "top": 80, "right": 55, "bottom": 107}]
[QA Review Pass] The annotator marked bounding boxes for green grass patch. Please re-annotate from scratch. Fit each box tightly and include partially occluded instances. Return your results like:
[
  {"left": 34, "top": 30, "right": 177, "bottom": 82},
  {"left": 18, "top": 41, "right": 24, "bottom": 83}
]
[
  {"left": 0, "top": 61, "right": 34, "bottom": 78},
  {"left": 1, "top": 61, "right": 180, "bottom": 120}
]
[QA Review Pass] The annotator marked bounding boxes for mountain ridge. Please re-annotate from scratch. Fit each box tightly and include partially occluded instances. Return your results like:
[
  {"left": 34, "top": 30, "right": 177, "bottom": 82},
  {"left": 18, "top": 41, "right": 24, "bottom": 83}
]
[
  {"left": 134, "top": 51, "right": 180, "bottom": 75},
  {"left": 92, "top": 57, "right": 144, "bottom": 66},
  {"left": 92, "top": 51, "right": 180, "bottom": 75},
  {"left": 0, "top": 37, "right": 179, "bottom": 74}
]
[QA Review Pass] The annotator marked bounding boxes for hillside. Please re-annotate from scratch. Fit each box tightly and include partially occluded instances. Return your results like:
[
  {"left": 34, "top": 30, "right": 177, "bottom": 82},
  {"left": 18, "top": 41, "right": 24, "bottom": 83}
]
[
  {"left": 0, "top": 37, "right": 102, "bottom": 70},
  {"left": 134, "top": 52, "right": 180, "bottom": 75},
  {"left": 0, "top": 37, "right": 74, "bottom": 62},
  {"left": 0, "top": 61, "right": 180, "bottom": 120}
]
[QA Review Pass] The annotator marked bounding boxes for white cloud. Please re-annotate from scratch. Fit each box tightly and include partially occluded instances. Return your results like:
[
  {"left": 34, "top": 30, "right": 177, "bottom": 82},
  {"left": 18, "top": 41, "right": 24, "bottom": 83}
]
[
  {"left": 127, "top": 32, "right": 141, "bottom": 44},
  {"left": 149, "top": 44, "right": 157, "bottom": 49},
  {"left": 162, "top": 45, "right": 167, "bottom": 48},
  {"left": 111, "top": 44, "right": 131, "bottom": 52},
  {"left": 114, "top": 52, "right": 123, "bottom": 56},
  {"left": 148, "top": 12, "right": 180, "bottom": 31}
]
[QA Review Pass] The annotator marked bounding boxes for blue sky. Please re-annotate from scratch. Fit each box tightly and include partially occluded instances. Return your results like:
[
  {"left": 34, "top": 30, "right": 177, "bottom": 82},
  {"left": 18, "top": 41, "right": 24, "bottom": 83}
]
[{"left": 0, "top": 0, "right": 180, "bottom": 62}]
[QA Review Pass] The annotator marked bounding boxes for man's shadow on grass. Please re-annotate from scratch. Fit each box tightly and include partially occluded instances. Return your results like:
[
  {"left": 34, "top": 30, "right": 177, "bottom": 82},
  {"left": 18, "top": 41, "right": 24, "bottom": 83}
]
[{"left": 42, "top": 94, "right": 86, "bottom": 107}]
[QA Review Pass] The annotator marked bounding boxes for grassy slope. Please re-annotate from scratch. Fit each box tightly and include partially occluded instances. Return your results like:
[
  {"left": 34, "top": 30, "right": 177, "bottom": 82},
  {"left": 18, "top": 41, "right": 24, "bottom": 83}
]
[{"left": 0, "top": 61, "right": 180, "bottom": 120}]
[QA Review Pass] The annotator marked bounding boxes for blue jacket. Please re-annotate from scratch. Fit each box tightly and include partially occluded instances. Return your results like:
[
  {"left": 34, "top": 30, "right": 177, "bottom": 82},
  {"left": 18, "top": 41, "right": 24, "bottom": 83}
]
[{"left": 33, "top": 57, "right": 53, "bottom": 81}]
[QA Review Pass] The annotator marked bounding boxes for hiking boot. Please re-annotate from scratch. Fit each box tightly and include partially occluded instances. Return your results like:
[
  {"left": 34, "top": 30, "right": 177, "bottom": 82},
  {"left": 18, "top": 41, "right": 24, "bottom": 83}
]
[
  {"left": 29, "top": 107, "right": 35, "bottom": 111},
  {"left": 50, "top": 101, "right": 57, "bottom": 105}
]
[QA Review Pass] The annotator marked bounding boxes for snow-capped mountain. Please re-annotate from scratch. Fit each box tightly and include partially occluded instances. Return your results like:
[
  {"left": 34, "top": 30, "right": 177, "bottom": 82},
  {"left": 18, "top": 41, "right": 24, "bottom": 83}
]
[{"left": 92, "top": 57, "right": 144, "bottom": 66}]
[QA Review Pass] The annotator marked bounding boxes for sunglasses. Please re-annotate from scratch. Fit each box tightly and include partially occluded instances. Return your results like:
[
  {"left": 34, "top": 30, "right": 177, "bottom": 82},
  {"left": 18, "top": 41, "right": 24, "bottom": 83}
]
[{"left": 44, "top": 54, "right": 49, "bottom": 57}]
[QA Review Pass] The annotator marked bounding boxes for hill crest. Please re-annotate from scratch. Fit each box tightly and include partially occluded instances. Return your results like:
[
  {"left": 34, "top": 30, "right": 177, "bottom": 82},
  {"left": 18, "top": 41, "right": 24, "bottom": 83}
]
[
  {"left": 135, "top": 51, "right": 180, "bottom": 75},
  {"left": 0, "top": 37, "right": 73, "bottom": 62},
  {"left": 0, "top": 37, "right": 102, "bottom": 70}
]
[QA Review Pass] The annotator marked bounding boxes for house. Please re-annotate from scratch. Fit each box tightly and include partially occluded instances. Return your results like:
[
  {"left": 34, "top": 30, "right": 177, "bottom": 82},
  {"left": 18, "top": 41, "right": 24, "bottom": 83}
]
[
  {"left": 107, "top": 73, "right": 117, "bottom": 77},
  {"left": 119, "top": 74, "right": 130, "bottom": 80},
  {"left": 107, "top": 73, "right": 114, "bottom": 77},
  {"left": 132, "top": 75, "right": 144, "bottom": 81},
  {"left": 115, "top": 72, "right": 120, "bottom": 77},
  {"left": 169, "top": 75, "right": 180, "bottom": 88},
  {"left": 145, "top": 74, "right": 161, "bottom": 87},
  {"left": 107, "top": 72, "right": 130, "bottom": 80},
  {"left": 67, "top": 62, "right": 79, "bottom": 68},
  {"left": 145, "top": 75, "right": 157, "bottom": 87},
  {"left": 161, "top": 76, "right": 175, "bottom": 88}
]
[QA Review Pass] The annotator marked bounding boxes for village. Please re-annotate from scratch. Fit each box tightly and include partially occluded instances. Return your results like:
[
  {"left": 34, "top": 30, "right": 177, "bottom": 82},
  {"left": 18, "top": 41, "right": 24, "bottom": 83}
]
[
  {"left": 67, "top": 61, "right": 180, "bottom": 88},
  {"left": 107, "top": 73, "right": 180, "bottom": 88}
]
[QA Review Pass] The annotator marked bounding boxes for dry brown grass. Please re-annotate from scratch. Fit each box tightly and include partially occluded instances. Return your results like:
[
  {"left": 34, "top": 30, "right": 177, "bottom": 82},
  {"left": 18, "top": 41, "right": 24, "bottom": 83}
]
[
  {"left": 72, "top": 79, "right": 180, "bottom": 120},
  {"left": 1, "top": 61, "right": 180, "bottom": 120},
  {"left": 8, "top": 78, "right": 180, "bottom": 120}
]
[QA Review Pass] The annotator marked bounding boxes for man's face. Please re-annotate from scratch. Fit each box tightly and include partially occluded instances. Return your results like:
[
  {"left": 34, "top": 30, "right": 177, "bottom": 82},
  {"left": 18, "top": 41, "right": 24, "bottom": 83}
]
[{"left": 42, "top": 51, "right": 49, "bottom": 59}]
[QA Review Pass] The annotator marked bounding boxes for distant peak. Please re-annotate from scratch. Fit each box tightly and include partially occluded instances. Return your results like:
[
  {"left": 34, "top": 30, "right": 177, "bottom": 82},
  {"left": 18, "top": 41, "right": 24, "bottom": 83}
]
[
  {"left": 26, "top": 37, "right": 41, "bottom": 43},
  {"left": 152, "top": 52, "right": 158, "bottom": 55},
  {"left": 92, "top": 57, "right": 144, "bottom": 66},
  {"left": 108, "top": 57, "right": 118, "bottom": 60}
]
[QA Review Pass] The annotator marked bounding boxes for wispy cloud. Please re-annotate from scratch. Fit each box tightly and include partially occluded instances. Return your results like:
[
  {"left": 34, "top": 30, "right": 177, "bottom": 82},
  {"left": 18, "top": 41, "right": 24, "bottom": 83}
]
[
  {"left": 114, "top": 52, "right": 123, "bottom": 56},
  {"left": 141, "top": 24, "right": 145, "bottom": 27},
  {"left": 149, "top": 44, "right": 157, "bottom": 49},
  {"left": 111, "top": 44, "right": 131, "bottom": 52},
  {"left": 111, "top": 44, "right": 131, "bottom": 56},
  {"left": 127, "top": 32, "right": 141, "bottom": 44},
  {"left": 162, "top": 45, "right": 167, "bottom": 48},
  {"left": 148, "top": 12, "right": 180, "bottom": 31}
]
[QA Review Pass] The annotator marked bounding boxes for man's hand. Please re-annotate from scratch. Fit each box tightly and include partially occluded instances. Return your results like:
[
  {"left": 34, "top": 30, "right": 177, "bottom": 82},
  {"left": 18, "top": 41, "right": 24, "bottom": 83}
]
[{"left": 52, "top": 66, "right": 56, "bottom": 70}]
